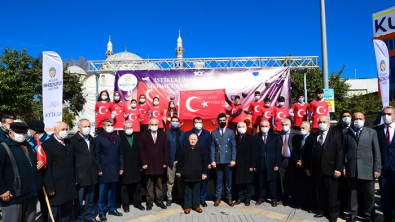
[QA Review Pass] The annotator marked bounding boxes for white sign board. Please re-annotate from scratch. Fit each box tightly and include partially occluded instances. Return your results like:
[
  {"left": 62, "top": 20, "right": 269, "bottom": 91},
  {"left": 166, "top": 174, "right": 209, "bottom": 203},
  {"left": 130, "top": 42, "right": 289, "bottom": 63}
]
[{"left": 373, "top": 7, "right": 395, "bottom": 37}]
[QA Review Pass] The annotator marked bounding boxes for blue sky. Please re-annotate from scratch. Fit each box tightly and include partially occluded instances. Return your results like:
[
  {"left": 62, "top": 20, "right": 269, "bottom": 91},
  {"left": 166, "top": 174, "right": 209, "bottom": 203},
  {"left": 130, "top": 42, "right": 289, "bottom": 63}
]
[{"left": 1, "top": 0, "right": 393, "bottom": 78}]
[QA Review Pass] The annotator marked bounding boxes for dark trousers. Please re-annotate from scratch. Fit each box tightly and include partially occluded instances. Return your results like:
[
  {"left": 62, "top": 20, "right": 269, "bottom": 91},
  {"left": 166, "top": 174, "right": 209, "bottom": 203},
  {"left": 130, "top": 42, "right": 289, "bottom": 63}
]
[
  {"left": 215, "top": 164, "right": 233, "bottom": 199},
  {"left": 146, "top": 175, "right": 164, "bottom": 204},
  {"left": 38, "top": 189, "right": 49, "bottom": 222},
  {"left": 230, "top": 122, "right": 238, "bottom": 134},
  {"left": 338, "top": 176, "right": 348, "bottom": 212},
  {"left": 200, "top": 170, "right": 210, "bottom": 201},
  {"left": 279, "top": 158, "right": 296, "bottom": 203},
  {"left": 380, "top": 170, "right": 395, "bottom": 222},
  {"left": 252, "top": 124, "right": 259, "bottom": 135},
  {"left": 74, "top": 184, "right": 95, "bottom": 222},
  {"left": 184, "top": 181, "right": 201, "bottom": 209},
  {"left": 121, "top": 183, "right": 143, "bottom": 207},
  {"left": 2, "top": 196, "right": 37, "bottom": 222},
  {"left": 98, "top": 182, "right": 117, "bottom": 215},
  {"left": 314, "top": 171, "right": 340, "bottom": 221},
  {"left": 295, "top": 167, "right": 314, "bottom": 210},
  {"left": 257, "top": 169, "right": 278, "bottom": 202},
  {"left": 347, "top": 178, "right": 375, "bottom": 219},
  {"left": 50, "top": 200, "right": 73, "bottom": 222},
  {"left": 237, "top": 183, "right": 253, "bottom": 202}
]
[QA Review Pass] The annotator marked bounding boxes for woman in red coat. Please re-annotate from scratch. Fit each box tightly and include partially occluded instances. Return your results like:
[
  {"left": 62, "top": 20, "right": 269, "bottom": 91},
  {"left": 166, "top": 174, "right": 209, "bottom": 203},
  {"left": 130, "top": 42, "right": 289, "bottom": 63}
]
[
  {"left": 166, "top": 100, "right": 178, "bottom": 130},
  {"left": 95, "top": 90, "right": 114, "bottom": 135},
  {"left": 112, "top": 91, "right": 127, "bottom": 134}
]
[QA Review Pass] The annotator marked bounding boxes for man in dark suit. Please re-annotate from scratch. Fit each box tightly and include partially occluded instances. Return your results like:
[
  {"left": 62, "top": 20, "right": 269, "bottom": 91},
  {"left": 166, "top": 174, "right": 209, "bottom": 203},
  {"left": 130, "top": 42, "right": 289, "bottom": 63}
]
[
  {"left": 343, "top": 112, "right": 381, "bottom": 222},
  {"left": 278, "top": 118, "right": 300, "bottom": 206},
  {"left": 120, "top": 121, "right": 145, "bottom": 212},
  {"left": 211, "top": 113, "right": 236, "bottom": 207},
  {"left": 304, "top": 116, "right": 343, "bottom": 222},
  {"left": 139, "top": 118, "right": 169, "bottom": 211},
  {"left": 42, "top": 121, "right": 77, "bottom": 221},
  {"left": 183, "top": 117, "right": 212, "bottom": 207},
  {"left": 234, "top": 122, "right": 257, "bottom": 206},
  {"left": 70, "top": 119, "right": 97, "bottom": 222},
  {"left": 375, "top": 106, "right": 395, "bottom": 222},
  {"left": 255, "top": 120, "right": 281, "bottom": 207},
  {"left": 0, "top": 115, "right": 13, "bottom": 143},
  {"left": 95, "top": 119, "right": 124, "bottom": 221}
]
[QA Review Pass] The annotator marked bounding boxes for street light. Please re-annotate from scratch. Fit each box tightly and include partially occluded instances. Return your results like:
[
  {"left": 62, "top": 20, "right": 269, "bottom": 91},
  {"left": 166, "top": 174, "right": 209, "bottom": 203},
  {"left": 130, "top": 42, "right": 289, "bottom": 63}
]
[{"left": 320, "top": 0, "right": 329, "bottom": 89}]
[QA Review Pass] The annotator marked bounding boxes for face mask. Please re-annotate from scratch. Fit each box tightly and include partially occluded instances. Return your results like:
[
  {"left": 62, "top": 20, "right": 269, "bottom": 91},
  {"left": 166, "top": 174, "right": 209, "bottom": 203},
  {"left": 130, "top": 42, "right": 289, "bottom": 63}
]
[
  {"left": 301, "top": 130, "right": 308, "bottom": 135},
  {"left": 219, "top": 122, "right": 226, "bottom": 128},
  {"left": 153, "top": 101, "right": 159, "bottom": 106},
  {"left": 278, "top": 102, "right": 285, "bottom": 106},
  {"left": 319, "top": 123, "right": 328, "bottom": 132},
  {"left": 171, "top": 122, "right": 179, "bottom": 129},
  {"left": 82, "top": 127, "right": 91, "bottom": 136},
  {"left": 13, "top": 133, "right": 26, "bottom": 143},
  {"left": 58, "top": 130, "right": 68, "bottom": 140},
  {"left": 114, "top": 96, "right": 120, "bottom": 101},
  {"left": 354, "top": 120, "right": 364, "bottom": 129},
  {"left": 298, "top": 98, "right": 304, "bottom": 103},
  {"left": 170, "top": 104, "right": 175, "bottom": 108},
  {"left": 125, "top": 129, "right": 133, "bottom": 135},
  {"left": 261, "top": 127, "right": 269, "bottom": 134},
  {"left": 264, "top": 104, "right": 270, "bottom": 108},
  {"left": 383, "top": 115, "right": 393, "bottom": 124},
  {"left": 238, "top": 127, "right": 246, "bottom": 134},
  {"left": 194, "top": 123, "right": 202, "bottom": 130},
  {"left": 105, "top": 126, "right": 114, "bottom": 133},
  {"left": 131, "top": 104, "right": 137, "bottom": 108},
  {"left": 139, "top": 99, "right": 145, "bottom": 103},
  {"left": 27, "top": 130, "right": 33, "bottom": 138},
  {"left": 282, "top": 125, "right": 290, "bottom": 132},
  {"left": 150, "top": 125, "right": 158, "bottom": 132},
  {"left": 255, "top": 96, "right": 260, "bottom": 100},
  {"left": 342, "top": 117, "right": 351, "bottom": 125},
  {"left": 101, "top": 96, "right": 108, "bottom": 101}
]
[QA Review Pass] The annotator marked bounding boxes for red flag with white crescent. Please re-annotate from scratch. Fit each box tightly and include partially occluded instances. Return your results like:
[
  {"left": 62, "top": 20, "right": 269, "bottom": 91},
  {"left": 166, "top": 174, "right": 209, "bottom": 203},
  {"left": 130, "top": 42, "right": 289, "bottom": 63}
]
[
  {"left": 36, "top": 137, "right": 46, "bottom": 170},
  {"left": 179, "top": 89, "right": 226, "bottom": 120}
]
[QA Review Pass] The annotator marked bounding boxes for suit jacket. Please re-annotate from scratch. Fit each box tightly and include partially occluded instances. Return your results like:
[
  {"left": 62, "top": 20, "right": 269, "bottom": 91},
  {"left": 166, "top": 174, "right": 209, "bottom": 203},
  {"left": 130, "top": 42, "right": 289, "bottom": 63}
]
[
  {"left": 211, "top": 128, "right": 236, "bottom": 164},
  {"left": 304, "top": 127, "right": 344, "bottom": 176},
  {"left": 95, "top": 133, "right": 124, "bottom": 183},
  {"left": 343, "top": 127, "right": 381, "bottom": 180},
  {"left": 278, "top": 129, "right": 300, "bottom": 160},
  {"left": 291, "top": 133, "right": 310, "bottom": 164},
  {"left": 234, "top": 133, "right": 257, "bottom": 184},
  {"left": 254, "top": 132, "right": 281, "bottom": 181},
  {"left": 42, "top": 135, "right": 77, "bottom": 206},
  {"left": 139, "top": 130, "right": 169, "bottom": 175},
  {"left": 166, "top": 129, "right": 185, "bottom": 165},
  {"left": 375, "top": 124, "right": 395, "bottom": 171},
  {"left": 70, "top": 133, "right": 97, "bottom": 187},
  {"left": 120, "top": 133, "right": 141, "bottom": 184},
  {"left": 184, "top": 129, "right": 211, "bottom": 163}
]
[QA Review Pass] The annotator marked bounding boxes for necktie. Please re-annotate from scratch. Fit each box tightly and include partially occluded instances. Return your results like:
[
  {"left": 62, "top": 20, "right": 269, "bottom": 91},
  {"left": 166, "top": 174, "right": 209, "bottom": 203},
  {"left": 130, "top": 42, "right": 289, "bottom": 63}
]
[
  {"left": 153, "top": 132, "right": 157, "bottom": 144},
  {"left": 318, "top": 133, "right": 324, "bottom": 146},
  {"left": 263, "top": 134, "right": 267, "bottom": 151},
  {"left": 221, "top": 129, "right": 224, "bottom": 137},
  {"left": 356, "top": 129, "right": 360, "bottom": 144},
  {"left": 387, "top": 125, "right": 391, "bottom": 145},
  {"left": 283, "top": 133, "right": 289, "bottom": 157}
]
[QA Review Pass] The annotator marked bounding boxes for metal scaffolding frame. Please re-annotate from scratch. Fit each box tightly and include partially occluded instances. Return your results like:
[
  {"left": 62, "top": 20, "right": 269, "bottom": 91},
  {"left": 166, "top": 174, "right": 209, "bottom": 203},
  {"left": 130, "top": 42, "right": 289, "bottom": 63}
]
[{"left": 87, "top": 56, "right": 319, "bottom": 73}]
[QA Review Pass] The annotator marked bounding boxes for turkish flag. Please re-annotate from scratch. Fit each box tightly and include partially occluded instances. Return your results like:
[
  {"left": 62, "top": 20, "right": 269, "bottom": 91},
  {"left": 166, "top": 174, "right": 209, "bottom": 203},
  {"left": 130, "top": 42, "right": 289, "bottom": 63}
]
[
  {"left": 179, "top": 89, "right": 226, "bottom": 120},
  {"left": 137, "top": 81, "right": 169, "bottom": 108},
  {"left": 36, "top": 137, "right": 46, "bottom": 171}
]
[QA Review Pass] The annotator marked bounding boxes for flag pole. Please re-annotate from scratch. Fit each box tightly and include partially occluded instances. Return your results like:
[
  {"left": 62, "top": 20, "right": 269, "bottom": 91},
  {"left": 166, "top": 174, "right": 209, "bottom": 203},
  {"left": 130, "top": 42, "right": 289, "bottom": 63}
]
[{"left": 42, "top": 186, "right": 55, "bottom": 222}]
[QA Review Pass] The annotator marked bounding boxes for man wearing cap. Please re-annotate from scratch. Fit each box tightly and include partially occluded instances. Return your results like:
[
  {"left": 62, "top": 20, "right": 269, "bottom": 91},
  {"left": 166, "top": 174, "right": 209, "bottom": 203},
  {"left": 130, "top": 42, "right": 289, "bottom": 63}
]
[
  {"left": 42, "top": 121, "right": 77, "bottom": 221},
  {"left": 27, "top": 120, "right": 50, "bottom": 222},
  {"left": 0, "top": 122, "right": 42, "bottom": 222},
  {"left": 0, "top": 115, "right": 14, "bottom": 143}
]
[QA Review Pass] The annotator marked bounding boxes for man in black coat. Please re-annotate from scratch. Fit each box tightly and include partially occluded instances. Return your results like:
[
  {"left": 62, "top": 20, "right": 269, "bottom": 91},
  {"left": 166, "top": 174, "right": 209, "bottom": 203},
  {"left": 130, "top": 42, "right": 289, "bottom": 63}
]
[
  {"left": 254, "top": 120, "right": 281, "bottom": 207},
  {"left": 304, "top": 116, "right": 344, "bottom": 222},
  {"left": 42, "top": 121, "right": 77, "bottom": 222},
  {"left": 120, "top": 121, "right": 145, "bottom": 213},
  {"left": 70, "top": 119, "right": 97, "bottom": 222},
  {"left": 234, "top": 122, "right": 257, "bottom": 206},
  {"left": 0, "top": 122, "right": 42, "bottom": 222}
]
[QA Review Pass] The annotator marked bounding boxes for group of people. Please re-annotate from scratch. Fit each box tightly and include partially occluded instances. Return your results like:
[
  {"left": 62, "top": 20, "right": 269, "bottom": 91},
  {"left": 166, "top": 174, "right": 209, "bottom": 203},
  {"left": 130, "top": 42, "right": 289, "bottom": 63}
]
[{"left": 0, "top": 87, "right": 394, "bottom": 222}]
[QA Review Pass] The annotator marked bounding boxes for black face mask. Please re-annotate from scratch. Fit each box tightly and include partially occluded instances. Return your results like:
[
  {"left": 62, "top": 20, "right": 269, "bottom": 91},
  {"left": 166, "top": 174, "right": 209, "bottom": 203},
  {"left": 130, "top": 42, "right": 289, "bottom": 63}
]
[{"left": 219, "top": 122, "right": 226, "bottom": 128}]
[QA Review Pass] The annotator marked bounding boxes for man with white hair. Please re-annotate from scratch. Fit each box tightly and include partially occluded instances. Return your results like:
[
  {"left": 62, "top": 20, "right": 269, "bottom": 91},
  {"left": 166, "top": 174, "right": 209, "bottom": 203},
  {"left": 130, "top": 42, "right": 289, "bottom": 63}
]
[
  {"left": 42, "top": 121, "right": 77, "bottom": 221},
  {"left": 304, "top": 116, "right": 343, "bottom": 222}
]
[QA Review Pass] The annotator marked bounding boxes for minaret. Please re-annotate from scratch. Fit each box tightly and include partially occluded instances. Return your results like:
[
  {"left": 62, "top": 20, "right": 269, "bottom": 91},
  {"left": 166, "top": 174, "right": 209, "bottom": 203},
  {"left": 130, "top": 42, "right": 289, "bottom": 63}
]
[
  {"left": 175, "top": 30, "right": 184, "bottom": 59},
  {"left": 105, "top": 35, "right": 114, "bottom": 58}
]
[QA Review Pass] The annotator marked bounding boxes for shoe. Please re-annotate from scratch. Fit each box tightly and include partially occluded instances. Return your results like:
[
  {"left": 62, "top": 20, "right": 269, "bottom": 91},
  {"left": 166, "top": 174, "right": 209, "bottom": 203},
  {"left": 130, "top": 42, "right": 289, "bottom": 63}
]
[
  {"left": 234, "top": 200, "right": 242, "bottom": 205},
  {"left": 146, "top": 203, "right": 153, "bottom": 211},
  {"left": 200, "top": 201, "right": 207, "bottom": 207},
  {"left": 108, "top": 210, "right": 122, "bottom": 216},
  {"left": 158, "top": 202, "right": 167, "bottom": 209},
  {"left": 214, "top": 199, "right": 221, "bottom": 207},
  {"left": 122, "top": 204, "right": 129, "bottom": 213},
  {"left": 271, "top": 201, "right": 278, "bottom": 207},
  {"left": 166, "top": 200, "right": 172, "bottom": 207},
  {"left": 98, "top": 215, "right": 107, "bottom": 222},
  {"left": 194, "top": 207, "right": 203, "bottom": 213},
  {"left": 135, "top": 204, "right": 145, "bottom": 211},
  {"left": 184, "top": 208, "right": 191, "bottom": 214},
  {"left": 346, "top": 216, "right": 356, "bottom": 222},
  {"left": 255, "top": 200, "right": 263, "bottom": 205},
  {"left": 314, "top": 213, "right": 325, "bottom": 218},
  {"left": 245, "top": 200, "right": 251, "bottom": 206},
  {"left": 226, "top": 199, "right": 234, "bottom": 207},
  {"left": 277, "top": 201, "right": 283, "bottom": 206}
]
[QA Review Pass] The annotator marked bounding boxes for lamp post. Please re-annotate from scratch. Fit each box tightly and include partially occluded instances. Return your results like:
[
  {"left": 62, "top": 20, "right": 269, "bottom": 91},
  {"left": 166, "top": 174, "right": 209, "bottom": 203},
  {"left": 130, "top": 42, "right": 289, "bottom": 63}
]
[
  {"left": 94, "top": 72, "right": 100, "bottom": 133},
  {"left": 320, "top": 0, "right": 329, "bottom": 89}
]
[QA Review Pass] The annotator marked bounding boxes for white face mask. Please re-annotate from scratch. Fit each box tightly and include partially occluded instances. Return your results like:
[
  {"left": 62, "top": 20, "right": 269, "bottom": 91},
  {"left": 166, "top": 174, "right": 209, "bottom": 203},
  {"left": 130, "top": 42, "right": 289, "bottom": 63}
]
[
  {"left": 383, "top": 115, "right": 393, "bottom": 125},
  {"left": 278, "top": 102, "right": 285, "bottom": 106},
  {"left": 58, "top": 130, "right": 68, "bottom": 140},
  {"left": 105, "top": 126, "right": 114, "bottom": 133},
  {"left": 319, "top": 123, "right": 328, "bottom": 132},
  {"left": 114, "top": 96, "right": 120, "bottom": 101},
  {"left": 131, "top": 104, "right": 137, "bottom": 108},
  {"left": 101, "top": 96, "right": 108, "bottom": 101},
  {"left": 354, "top": 120, "right": 364, "bottom": 129},
  {"left": 150, "top": 125, "right": 158, "bottom": 132},
  {"left": 298, "top": 98, "right": 304, "bottom": 103},
  {"left": 13, "top": 133, "right": 26, "bottom": 143},
  {"left": 255, "top": 96, "right": 260, "bottom": 100},
  {"left": 264, "top": 103, "right": 270, "bottom": 108},
  {"left": 27, "top": 130, "right": 33, "bottom": 138},
  {"left": 237, "top": 127, "right": 246, "bottom": 134},
  {"left": 301, "top": 130, "right": 308, "bottom": 135},
  {"left": 82, "top": 127, "right": 91, "bottom": 136},
  {"left": 194, "top": 123, "right": 203, "bottom": 130},
  {"left": 125, "top": 129, "right": 133, "bottom": 135},
  {"left": 153, "top": 101, "right": 159, "bottom": 106},
  {"left": 342, "top": 117, "right": 351, "bottom": 125},
  {"left": 170, "top": 104, "right": 175, "bottom": 108},
  {"left": 282, "top": 125, "right": 290, "bottom": 132},
  {"left": 139, "top": 99, "right": 145, "bottom": 103},
  {"left": 261, "top": 127, "right": 269, "bottom": 134}
]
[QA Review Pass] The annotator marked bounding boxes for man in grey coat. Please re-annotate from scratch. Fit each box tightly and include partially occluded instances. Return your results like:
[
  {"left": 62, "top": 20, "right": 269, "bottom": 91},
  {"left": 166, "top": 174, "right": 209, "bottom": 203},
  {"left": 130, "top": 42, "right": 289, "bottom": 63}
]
[{"left": 343, "top": 112, "right": 381, "bottom": 222}]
